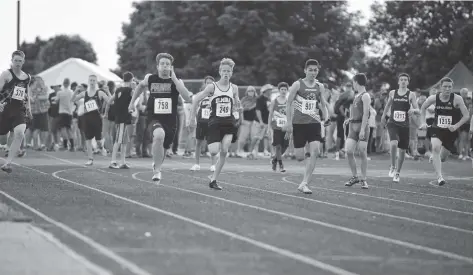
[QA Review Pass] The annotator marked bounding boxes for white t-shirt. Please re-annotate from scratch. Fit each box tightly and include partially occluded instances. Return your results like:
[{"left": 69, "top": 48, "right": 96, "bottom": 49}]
[
  {"left": 369, "top": 106, "right": 376, "bottom": 128},
  {"left": 57, "top": 88, "right": 74, "bottom": 115}
]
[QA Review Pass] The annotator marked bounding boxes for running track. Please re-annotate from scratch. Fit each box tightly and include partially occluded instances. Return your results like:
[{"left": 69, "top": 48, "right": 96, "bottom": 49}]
[{"left": 0, "top": 151, "right": 472, "bottom": 275}]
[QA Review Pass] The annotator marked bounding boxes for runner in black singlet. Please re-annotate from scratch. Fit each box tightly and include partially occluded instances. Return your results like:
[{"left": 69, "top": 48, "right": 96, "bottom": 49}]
[
  {"left": 381, "top": 73, "right": 419, "bottom": 183},
  {"left": 71, "top": 75, "right": 109, "bottom": 165},
  {"left": 420, "top": 77, "right": 470, "bottom": 185},
  {"left": 128, "top": 53, "right": 192, "bottom": 182},
  {"left": 0, "top": 51, "right": 32, "bottom": 173},
  {"left": 190, "top": 76, "right": 217, "bottom": 172},
  {"left": 268, "top": 82, "right": 289, "bottom": 172},
  {"left": 190, "top": 58, "right": 241, "bottom": 190}
]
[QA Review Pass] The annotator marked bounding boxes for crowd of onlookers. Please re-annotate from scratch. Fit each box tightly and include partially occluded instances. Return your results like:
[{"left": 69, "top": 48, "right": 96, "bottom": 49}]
[{"left": 0, "top": 75, "right": 472, "bottom": 163}]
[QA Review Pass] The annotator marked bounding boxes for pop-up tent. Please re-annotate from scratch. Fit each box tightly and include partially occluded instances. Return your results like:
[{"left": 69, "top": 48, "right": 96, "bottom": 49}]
[
  {"left": 36, "top": 58, "right": 122, "bottom": 87},
  {"left": 426, "top": 61, "right": 473, "bottom": 93}
]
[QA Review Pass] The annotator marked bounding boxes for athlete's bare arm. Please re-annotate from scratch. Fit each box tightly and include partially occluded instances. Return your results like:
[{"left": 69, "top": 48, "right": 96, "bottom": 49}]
[
  {"left": 408, "top": 92, "right": 420, "bottom": 114},
  {"left": 71, "top": 90, "right": 85, "bottom": 103},
  {"left": 129, "top": 75, "right": 149, "bottom": 112},
  {"left": 232, "top": 84, "right": 241, "bottom": 109},
  {"left": 453, "top": 94, "right": 470, "bottom": 129},
  {"left": 360, "top": 93, "right": 371, "bottom": 131},
  {"left": 285, "top": 81, "right": 300, "bottom": 127},
  {"left": 171, "top": 71, "right": 192, "bottom": 102},
  {"left": 420, "top": 94, "right": 437, "bottom": 128},
  {"left": 0, "top": 71, "right": 11, "bottom": 95},
  {"left": 381, "top": 90, "right": 394, "bottom": 124},
  {"left": 318, "top": 83, "right": 328, "bottom": 122},
  {"left": 191, "top": 84, "right": 213, "bottom": 119},
  {"left": 98, "top": 90, "right": 110, "bottom": 103}
]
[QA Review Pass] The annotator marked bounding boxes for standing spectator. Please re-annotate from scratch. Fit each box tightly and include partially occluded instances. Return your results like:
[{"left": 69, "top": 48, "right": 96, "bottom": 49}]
[
  {"left": 247, "top": 84, "right": 273, "bottom": 159},
  {"left": 56, "top": 78, "right": 75, "bottom": 151},
  {"left": 236, "top": 86, "right": 258, "bottom": 156},
  {"left": 333, "top": 82, "right": 354, "bottom": 160},
  {"left": 135, "top": 87, "right": 150, "bottom": 157},
  {"left": 458, "top": 88, "right": 472, "bottom": 160},
  {"left": 182, "top": 91, "right": 196, "bottom": 158},
  {"left": 47, "top": 84, "right": 61, "bottom": 151},
  {"left": 104, "top": 81, "right": 117, "bottom": 152},
  {"left": 368, "top": 96, "right": 377, "bottom": 155},
  {"left": 26, "top": 76, "right": 50, "bottom": 150},
  {"left": 171, "top": 95, "right": 184, "bottom": 156}
]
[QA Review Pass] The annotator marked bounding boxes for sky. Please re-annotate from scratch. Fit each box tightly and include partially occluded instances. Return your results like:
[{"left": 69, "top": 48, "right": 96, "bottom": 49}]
[{"left": 0, "top": 0, "right": 374, "bottom": 72}]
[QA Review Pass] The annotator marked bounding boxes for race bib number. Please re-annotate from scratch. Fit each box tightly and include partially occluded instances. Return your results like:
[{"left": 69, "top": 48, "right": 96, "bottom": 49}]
[
  {"left": 85, "top": 100, "right": 98, "bottom": 112},
  {"left": 233, "top": 111, "right": 240, "bottom": 120},
  {"left": 302, "top": 100, "right": 316, "bottom": 115},
  {"left": 12, "top": 86, "right": 26, "bottom": 101},
  {"left": 154, "top": 98, "right": 172, "bottom": 114},
  {"left": 201, "top": 108, "right": 210, "bottom": 119},
  {"left": 276, "top": 118, "right": 287, "bottom": 128},
  {"left": 216, "top": 102, "right": 231, "bottom": 117},
  {"left": 393, "top": 111, "right": 406, "bottom": 122},
  {"left": 437, "top": 115, "right": 452, "bottom": 128}
]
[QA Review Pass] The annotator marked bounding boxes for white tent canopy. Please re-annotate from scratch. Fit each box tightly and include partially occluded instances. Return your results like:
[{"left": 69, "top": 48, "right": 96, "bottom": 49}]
[{"left": 36, "top": 58, "right": 122, "bottom": 87}]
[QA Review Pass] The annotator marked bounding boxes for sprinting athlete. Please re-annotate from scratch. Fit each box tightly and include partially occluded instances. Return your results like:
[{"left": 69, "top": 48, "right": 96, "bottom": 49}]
[
  {"left": 190, "top": 76, "right": 217, "bottom": 172},
  {"left": 107, "top": 72, "right": 134, "bottom": 169},
  {"left": 128, "top": 53, "right": 192, "bottom": 182},
  {"left": 381, "top": 73, "right": 419, "bottom": 182},
  {"left": 344, "top": 74, "right": 371, "bottom": 189},
  {"left": 72, "top": 75, "right": 109, "bottom": 165},
  {"left": 268, "top": 82, "right": 289, "bottom": 172},
  {"left": 284, "top": 59, "right": 328, "bottom": 194},
  {"left": 420, "top": 77, "right": 470, "bottom": 185},
  {"left": 0, "top": 50, "right": 32, "bottom": 173},
  {"left": 190, "top": 58, "right": 240, "bottom": 190}
]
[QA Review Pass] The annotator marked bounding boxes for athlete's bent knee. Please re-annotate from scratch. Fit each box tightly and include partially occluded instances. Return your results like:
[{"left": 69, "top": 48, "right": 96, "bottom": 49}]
[
  {"left": 13, "top": 124, "right": 26, "bottom": 136},
  {"left": 390, "top": 140, "right": 398, "bottom": 147},
  {"left": 152, "top": 128, "right": 165, "bottom": 142}
]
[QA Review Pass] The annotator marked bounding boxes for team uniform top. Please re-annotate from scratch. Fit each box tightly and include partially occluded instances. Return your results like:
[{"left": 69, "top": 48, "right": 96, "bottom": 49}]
[
  {"left": 349, "top": 92, "right": 366, "bottom": 123},
  {"left": 271, "top": 98, "right": 288, "bottom": 130},
  {"left": 197, "top": 96, "right": 211, "bottom": 123},
  {"left": 146, "top": 75, "right": 179, "bottom": 123},
  {"left": 1, "top": 69, "right": 31, "bottom": 110},
  {"left": 292, "top": 79, "right": 323, "bottom": 124},
  {"left": 208, "top": 82, "right": 236, "bottom": 126},
  {"left": 83, "top": 90, "right": 102, "bottom": 117},
  {"left": 432, "top": 93, "right": 455, "bottom": 129},
  {"left": 389, "top": 89, "right": 411, "bottom": 127}
]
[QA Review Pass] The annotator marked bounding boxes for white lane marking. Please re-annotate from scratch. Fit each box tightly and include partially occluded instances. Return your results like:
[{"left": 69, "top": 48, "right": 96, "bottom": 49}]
[
  {"left": 170, "top": 159, "right": 473, "bottom": 201},
  {"left": 29, "top": 224, "right": 112, "bottom": 275},
  {"left": 131, "top": 171, "right": 473, "bottom": 264},
  {"left": 39, "top": 155, "right": 474, "bottom": 233},
  {"left": 281, "top": 177, "right": 472, "bottom": 215},
  {"left": 52, "top": 169, "right": 358, "bottom": 275},
  {"left": 0, "top": 190, "right": 151, "bottom": 275}
]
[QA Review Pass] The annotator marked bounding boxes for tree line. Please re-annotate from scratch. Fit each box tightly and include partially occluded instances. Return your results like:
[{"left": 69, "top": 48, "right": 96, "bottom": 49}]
[{"left": 19, "top": 1, "right": 472, "bottom": 91}]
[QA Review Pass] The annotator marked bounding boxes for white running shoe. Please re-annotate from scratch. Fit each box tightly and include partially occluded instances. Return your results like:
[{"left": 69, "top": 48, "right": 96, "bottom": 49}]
[
  {"left": 85, "top": 159, "right": 93, "bottom": 166},
  {"left": 393, "top": 173, "right": 400, "bottom": 183},
  {"left": 152, "top": 163, "right": 161, "bottom": 182},
  {"left": 297, "top": 182, "right": 312, "bottom": 194},
  {"left": 190, "top": 164, "right": 200, "bottom": 171},
  {"left": 388, "top": 166, "right": 396, "bottom": 177},
  {"left": 101, "top": 148, "right": 108, "bottom": 157},
  {"left": 210, "top": 165, "right": 216, "bottom": 172}
]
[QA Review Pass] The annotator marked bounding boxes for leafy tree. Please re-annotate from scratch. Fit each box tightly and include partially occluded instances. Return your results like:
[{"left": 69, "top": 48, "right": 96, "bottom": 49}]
[
  {"left": 18, "top": 36, "right": 49, "bottom": 74},
  {"left": 117, "top": 1, "right": 365, "bottom": 85},
  {"left": 365, "top": 1, "right": 472, "bottom": 90},
  {"left": 37, "top": 35, "right": 98, "bottom": 72}
]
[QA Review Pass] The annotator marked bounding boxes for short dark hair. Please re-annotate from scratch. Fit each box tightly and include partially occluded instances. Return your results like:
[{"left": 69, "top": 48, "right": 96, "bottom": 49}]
[
  {"left": 63, "top": 78, "right": 70, "bottom": 87},
  {"left": 71, "top": 82, "right": 78, "bottom": 90},
  {"left": 12, "top": 50, "right": 25, "bottom": 59},
  {"left": 353, "top": 73, "right": 367, "bottom": 86},
  {"left": 123, "top": 71, "right": 134, "bottom": 82},
  {"left": 156, "top": 53, "right": 174, "bottom": 64},
  {"left": 277, "top": 82, "right": 289, "bottom": 90},
  {"left": 203, "top": 76, "right": 215, "bottom": 83},
  {"left": 440, "top": 77, "right": 454, "bottom": 85},
  {"left": 305, "top": 59, "right": 319, "bottom": 69},
  {"left": 398, "top": 73, "right": 410, "bottom": 81}
]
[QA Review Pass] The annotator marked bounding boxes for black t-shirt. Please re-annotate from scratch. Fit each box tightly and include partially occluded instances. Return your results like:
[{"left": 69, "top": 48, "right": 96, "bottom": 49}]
[
  {"left": 48, "top": 92, "right": 59, "bottom": 117},
  {"left": 256, "top": 95, "right": 270, "bottom": 124},
  {"left": 114, "top": 86, "right": 133, "bottom": 124},
  {"left": 243, "top": 108, "right": 256, "bottom": 121}
]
